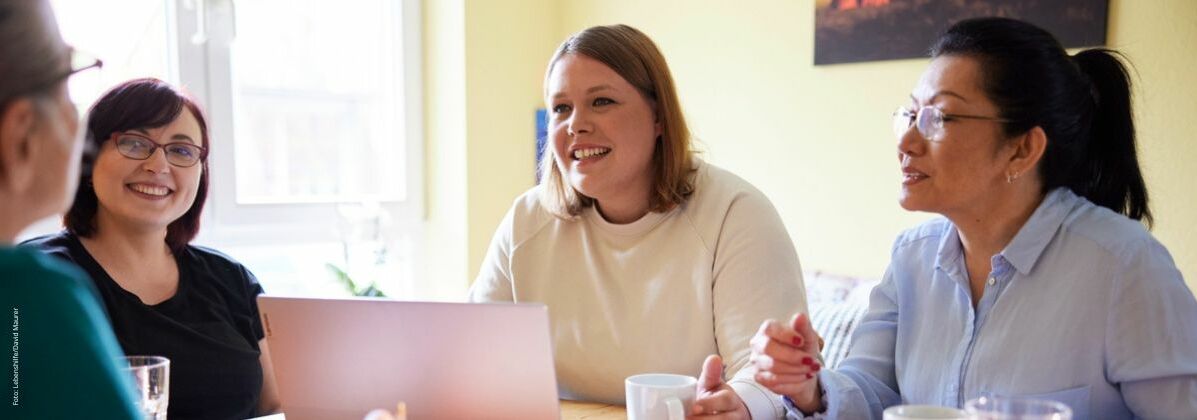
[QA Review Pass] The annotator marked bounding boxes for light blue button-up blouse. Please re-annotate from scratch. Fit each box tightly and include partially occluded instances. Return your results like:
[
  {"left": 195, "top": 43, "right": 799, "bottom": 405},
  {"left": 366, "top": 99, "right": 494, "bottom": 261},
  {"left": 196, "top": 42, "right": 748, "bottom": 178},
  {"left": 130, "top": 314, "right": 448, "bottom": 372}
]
[{"left": 787, "top": 188, "right": 1197, "bottom": 419}]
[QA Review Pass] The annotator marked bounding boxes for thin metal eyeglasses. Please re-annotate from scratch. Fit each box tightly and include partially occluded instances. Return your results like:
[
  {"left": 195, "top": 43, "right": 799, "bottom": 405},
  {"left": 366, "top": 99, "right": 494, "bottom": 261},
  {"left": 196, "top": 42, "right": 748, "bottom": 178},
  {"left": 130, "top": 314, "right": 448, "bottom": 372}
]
[
  {"left": 111, "top": 132, "right": 208, "bottom": 168},
  {"left": 892, "top": 105, "right": 1012, "bottom": 141},
  {"left": 1, "top": 48, "right": 102, "bottom": 105}
]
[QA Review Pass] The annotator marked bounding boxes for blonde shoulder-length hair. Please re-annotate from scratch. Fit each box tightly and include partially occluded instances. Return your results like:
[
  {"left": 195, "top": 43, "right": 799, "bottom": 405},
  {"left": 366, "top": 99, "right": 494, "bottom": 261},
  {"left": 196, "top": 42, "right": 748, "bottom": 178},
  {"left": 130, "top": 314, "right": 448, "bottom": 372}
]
[{"left": 539, "top": 24, "right": 696, "bottom": 219}]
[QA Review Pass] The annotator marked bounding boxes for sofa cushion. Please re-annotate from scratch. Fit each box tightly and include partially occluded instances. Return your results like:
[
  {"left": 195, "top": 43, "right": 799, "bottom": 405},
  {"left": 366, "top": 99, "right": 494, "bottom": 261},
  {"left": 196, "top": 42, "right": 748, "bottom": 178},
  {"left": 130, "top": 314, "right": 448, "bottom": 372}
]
[{"left": 804, "top": 271, "right": 878, "bottom": 369}]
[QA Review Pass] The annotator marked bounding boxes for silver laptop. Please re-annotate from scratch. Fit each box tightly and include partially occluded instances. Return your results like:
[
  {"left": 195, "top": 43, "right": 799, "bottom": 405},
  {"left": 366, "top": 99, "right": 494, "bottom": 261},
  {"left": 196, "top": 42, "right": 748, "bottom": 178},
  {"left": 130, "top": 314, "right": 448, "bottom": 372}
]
[{"left": 257, "top": 297, "right": 560, "bottom": 420}]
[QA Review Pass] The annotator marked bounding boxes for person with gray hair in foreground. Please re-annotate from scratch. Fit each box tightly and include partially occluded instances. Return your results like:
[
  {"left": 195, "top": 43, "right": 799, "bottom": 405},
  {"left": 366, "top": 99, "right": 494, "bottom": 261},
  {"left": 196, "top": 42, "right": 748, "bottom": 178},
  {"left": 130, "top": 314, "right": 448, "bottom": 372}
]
[{"left": 0, "top": 0, "right": 139, "bottom": 418}]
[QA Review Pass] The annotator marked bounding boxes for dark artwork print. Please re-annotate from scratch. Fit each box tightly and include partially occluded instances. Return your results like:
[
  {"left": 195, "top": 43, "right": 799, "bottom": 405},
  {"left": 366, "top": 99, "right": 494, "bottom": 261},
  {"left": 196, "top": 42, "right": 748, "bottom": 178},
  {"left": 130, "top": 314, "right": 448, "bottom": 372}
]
[{"left": 814, "top": 0, "right": 1109, "bottom": 65}]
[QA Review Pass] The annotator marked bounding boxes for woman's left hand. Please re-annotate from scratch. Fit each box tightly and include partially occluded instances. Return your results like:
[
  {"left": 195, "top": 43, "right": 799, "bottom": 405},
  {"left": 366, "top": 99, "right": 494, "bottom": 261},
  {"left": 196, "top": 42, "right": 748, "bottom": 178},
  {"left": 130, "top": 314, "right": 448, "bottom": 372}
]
[{"left": 690, "top": 354, "right": 750, "bottom": 419}]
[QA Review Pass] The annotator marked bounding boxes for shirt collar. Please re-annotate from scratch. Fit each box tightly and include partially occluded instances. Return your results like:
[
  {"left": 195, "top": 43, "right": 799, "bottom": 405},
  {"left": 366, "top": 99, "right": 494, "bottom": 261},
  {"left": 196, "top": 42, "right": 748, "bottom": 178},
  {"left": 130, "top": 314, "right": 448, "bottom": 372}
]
[
  {"left": 934, "top": 188, "right": 1075, "bottom": 278},
  {"left": 1000, "top": 188, "right": 1076, "bottom": 276},
  {"left": 935, "top": 221, "right": 965, "bottom": 278}
]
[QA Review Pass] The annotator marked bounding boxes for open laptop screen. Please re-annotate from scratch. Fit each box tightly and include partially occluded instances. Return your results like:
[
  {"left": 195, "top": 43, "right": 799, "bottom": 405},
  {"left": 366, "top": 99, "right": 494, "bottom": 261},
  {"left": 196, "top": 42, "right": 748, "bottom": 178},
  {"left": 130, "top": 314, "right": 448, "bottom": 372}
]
[{"left": 258, "top": 297, "right": 560, "bottom": 420}]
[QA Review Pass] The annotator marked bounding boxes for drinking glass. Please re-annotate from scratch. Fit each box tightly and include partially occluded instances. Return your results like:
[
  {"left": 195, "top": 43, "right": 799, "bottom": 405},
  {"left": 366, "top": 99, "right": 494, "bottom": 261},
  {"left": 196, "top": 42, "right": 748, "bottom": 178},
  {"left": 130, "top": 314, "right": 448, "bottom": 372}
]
[
  {"left": 883, "top": 404, "right": 968, "bottom": 420},
  {"left": 123, "top": 356, "right": 170, "bottom": 420},
  {"left": 965, "top": 396, "right": 1072, "bottom": 420}
]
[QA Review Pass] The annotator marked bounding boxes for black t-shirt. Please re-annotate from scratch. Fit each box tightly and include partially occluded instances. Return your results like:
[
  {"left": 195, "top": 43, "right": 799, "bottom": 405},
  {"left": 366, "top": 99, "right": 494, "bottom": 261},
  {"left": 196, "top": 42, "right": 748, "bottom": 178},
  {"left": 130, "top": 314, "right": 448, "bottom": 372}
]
[{"left": 23, "top": 232, "right": 265, "bottom": 420}]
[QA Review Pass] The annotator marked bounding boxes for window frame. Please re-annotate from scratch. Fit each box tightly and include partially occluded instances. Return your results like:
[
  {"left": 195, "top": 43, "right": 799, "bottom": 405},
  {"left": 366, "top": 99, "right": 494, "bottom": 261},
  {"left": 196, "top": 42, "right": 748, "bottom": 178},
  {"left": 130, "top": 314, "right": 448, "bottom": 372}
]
[{"left": 177, "top": 0, "right": 425, "bottom": 246}]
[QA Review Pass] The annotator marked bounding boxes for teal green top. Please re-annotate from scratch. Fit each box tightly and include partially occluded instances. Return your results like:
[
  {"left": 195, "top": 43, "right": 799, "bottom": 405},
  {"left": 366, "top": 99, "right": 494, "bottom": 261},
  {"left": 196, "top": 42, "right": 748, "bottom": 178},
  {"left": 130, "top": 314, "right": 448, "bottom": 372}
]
[{"left": 1, "top": 246, "right": 139, "bottom": 419}]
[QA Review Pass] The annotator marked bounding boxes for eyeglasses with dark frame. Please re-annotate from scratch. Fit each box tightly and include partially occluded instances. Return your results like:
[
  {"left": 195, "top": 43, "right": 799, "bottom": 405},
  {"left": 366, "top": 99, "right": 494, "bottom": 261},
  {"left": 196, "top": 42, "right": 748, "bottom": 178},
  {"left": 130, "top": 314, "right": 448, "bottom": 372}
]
[
  {"left": 892, "top": 105, "right": 1012, "bottom": 142},
  {"left": 110, "top": 132, "right": 208, "bottom": 168}
]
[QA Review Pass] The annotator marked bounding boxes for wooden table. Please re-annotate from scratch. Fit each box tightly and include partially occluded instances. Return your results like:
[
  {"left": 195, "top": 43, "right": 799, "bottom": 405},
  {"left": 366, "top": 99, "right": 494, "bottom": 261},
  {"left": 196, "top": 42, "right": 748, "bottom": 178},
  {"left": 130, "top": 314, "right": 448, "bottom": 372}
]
[{"left": 560, "top": 400, "right": 627, "bottom": 419}]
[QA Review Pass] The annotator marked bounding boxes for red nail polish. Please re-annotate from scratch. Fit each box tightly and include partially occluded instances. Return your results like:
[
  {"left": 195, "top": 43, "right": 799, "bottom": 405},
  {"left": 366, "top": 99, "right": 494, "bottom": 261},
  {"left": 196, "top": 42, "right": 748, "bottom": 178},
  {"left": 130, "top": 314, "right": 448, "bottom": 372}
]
[
  {"left": 806, "top": 373, "right": 814, "bottom": 379},
  {"left": 813, "top": 364, "right": 822, "bottom": 372},
  {"left": 801, "top": 357, "right": 812, "bottom": 365},
  {"left": 792, "top": 336, "right": 803, "bottom": 346}
]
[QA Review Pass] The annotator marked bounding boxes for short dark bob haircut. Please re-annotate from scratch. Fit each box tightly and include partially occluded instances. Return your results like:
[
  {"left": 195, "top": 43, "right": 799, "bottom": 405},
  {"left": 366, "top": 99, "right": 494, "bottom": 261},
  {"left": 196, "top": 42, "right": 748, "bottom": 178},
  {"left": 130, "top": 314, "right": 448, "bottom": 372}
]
[{"left": 64, "top": 78, "right": 210, "bottom": 252}]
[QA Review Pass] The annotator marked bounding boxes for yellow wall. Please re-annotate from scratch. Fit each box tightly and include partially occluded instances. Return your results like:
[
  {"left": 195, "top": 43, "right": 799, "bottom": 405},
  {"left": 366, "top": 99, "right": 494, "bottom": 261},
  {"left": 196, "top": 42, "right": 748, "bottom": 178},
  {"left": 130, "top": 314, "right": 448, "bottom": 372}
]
[
  {"left": 549, "top": 0, "right": 1197, "bottom": 290},
  {"left": 1108, "top": 0, "right": 1197, "bottom": 290},
  {"left": 428, "top": 0, "right": 1197, "bottom": 294},
  {"left": 420, "top": 0, "right": 470, "bottom": 299},
  {"left": 421, "top": 0, "right": 555, "bottom": 297},
  {"left": 463, "top": 1, "right": 559, "bottom": 281},
  {"left": 555, "top": 0, "right": 927, "bottom": 285}
]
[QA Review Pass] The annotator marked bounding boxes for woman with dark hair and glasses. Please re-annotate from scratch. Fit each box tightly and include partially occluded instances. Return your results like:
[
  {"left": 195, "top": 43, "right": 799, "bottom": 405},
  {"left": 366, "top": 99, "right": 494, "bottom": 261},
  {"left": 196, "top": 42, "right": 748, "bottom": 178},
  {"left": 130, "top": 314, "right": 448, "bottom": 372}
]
[
  {"left": 0, "top": 0, "right": 138, "bottom": 418},
  {"left": 749, "top": 17, "right": 1197, "bottom": 419},
  {"left": 24, "top": 78, "right": 281, "bottom": 419}
]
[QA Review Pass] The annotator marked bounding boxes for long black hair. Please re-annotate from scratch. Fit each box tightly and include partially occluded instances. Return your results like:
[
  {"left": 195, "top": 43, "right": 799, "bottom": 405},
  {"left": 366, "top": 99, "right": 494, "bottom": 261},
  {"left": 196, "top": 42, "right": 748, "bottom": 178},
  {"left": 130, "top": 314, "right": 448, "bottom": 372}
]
[{"left": 932, "top": 17, "right": 1152, "bottom": 226}]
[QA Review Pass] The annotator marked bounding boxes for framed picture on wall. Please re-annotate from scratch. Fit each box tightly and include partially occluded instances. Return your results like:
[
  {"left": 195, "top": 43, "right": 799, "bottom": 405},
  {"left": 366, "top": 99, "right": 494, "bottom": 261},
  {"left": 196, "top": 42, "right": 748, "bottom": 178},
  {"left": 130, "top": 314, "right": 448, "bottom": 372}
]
[
  {"left": 535, "top": 108, "right": 548, "bottom": 182},
  {"left": 814, "top": 0, "right": 1110, "bottom": 65}
]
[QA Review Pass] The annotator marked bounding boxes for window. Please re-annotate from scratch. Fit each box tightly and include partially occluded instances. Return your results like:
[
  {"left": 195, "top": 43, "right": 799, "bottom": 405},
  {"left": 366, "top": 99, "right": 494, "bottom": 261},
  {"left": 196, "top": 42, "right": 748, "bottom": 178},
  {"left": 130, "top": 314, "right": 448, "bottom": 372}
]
[
  {"left": 229, "top": 0, "right": 409, "bottom": 204},
  {"left": 39, "top": 0, "right": 424, "bottom": 297},
  {"left": 51, "top": 0, "right": 176, "bottom": 109}
]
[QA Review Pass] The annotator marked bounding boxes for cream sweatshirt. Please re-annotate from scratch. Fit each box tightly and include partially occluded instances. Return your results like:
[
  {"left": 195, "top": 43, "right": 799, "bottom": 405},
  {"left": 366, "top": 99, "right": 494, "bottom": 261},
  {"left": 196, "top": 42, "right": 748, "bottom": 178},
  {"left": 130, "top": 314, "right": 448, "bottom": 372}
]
[{"left": 469, "top": 160, "right": 807, "bottom": 419}]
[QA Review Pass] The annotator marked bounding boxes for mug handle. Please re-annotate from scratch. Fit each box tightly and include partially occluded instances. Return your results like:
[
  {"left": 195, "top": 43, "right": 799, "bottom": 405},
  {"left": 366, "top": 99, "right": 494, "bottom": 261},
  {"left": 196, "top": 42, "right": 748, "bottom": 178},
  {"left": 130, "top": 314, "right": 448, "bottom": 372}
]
[{"left": 665, "top": 397, "right": 684, "bottom": 420}]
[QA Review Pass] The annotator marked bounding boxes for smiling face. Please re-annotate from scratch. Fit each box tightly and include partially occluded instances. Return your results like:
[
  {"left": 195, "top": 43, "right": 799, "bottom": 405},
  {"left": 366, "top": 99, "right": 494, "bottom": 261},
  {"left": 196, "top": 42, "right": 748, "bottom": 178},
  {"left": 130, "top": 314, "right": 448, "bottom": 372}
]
[
  {"left": 90, "top": 109, "right": 204, "bottom": 233},
  {"left": 546, "top": 53, "right": 661, "bottom": 212},
  {"left": 897, "top": 55, "right": 1015, "bottom": 217}
]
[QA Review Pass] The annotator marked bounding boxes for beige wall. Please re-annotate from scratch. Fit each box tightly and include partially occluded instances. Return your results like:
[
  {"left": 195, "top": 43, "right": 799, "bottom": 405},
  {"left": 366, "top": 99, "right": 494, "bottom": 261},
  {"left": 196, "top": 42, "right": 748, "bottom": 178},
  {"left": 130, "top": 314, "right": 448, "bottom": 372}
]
[{"left": 427, "top": 1, "right": 1197, "bottom": 294}]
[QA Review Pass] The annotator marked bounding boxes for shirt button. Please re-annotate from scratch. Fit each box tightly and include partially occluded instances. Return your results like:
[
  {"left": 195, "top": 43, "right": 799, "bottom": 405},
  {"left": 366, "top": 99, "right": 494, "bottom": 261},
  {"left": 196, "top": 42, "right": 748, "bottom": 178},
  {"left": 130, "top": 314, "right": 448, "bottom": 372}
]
[{"left": 987, "top": 277, "right": 996, "bottom": 286}]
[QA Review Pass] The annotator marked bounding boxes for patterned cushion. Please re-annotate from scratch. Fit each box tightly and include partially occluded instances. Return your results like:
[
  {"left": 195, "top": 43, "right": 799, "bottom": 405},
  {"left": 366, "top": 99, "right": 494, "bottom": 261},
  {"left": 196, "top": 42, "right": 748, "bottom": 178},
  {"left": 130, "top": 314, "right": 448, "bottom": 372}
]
[{"left": 804, "top": 271, "right": 878, "bottom": 369}]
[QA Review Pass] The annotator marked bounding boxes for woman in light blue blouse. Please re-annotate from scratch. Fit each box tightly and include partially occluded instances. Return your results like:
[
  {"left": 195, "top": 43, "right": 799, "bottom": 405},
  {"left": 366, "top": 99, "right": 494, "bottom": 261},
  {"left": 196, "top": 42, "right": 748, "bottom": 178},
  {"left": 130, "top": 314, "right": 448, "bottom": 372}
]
[{"left": 750, "top": 17, "right": 1197, "bottom": 419}]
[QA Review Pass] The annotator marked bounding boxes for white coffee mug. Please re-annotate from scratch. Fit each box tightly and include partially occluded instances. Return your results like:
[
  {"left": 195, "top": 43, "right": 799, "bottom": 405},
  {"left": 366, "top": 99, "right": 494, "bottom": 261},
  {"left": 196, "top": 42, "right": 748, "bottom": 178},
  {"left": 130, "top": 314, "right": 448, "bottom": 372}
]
[
  {"left": 625, "top": 373, "right": 697, "bottom": 420},
  {"left": 883, "top": 404, "right": 969, "bottom": 420}
]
